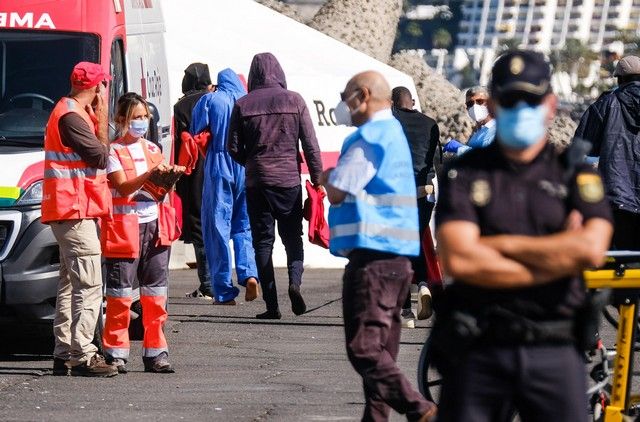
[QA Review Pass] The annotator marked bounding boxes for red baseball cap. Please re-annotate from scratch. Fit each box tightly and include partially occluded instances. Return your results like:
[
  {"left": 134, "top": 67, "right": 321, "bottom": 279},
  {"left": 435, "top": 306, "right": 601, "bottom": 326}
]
[{"left": 70, "top": 61, "right": 112, "bottom": 89}]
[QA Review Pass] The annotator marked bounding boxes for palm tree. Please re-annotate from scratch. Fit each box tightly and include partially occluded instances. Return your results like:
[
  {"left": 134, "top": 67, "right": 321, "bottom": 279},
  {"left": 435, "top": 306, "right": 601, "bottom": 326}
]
[
  {"left": 498, "top": 37, "right": 522, "bottom": 53},
  {"left": 615, "top": 29, "right": 640, "bottom": 55},
  {"left": 432, "top": 28, "right": 452, "bottom": 49},
  {"left": 551, "top": 38, "right": 598, "bottom": 78}
]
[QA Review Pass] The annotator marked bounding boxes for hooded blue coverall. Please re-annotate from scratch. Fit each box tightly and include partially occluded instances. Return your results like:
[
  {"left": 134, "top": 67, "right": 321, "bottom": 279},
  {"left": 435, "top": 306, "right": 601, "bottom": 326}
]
[{"left": 190, "top": 69, "right": 258, "bottom": 303}]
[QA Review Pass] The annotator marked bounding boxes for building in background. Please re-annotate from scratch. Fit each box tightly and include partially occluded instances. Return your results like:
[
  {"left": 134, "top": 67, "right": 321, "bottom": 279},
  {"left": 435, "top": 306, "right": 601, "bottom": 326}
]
[{"left": 456, "top": 0, "right": 640, "bottom": 85}]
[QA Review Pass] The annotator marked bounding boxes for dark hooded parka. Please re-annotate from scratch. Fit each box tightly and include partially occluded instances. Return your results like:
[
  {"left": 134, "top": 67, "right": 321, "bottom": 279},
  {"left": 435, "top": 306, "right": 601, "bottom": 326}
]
[
  {"left": 227, "top": 52, "right": 323, "bottom": 187},
  {"left": 227, "top": 52, "right": 323, "bottom": 315},
  {"left": 173, "top": 62, "right": 212, "bottom": 245}
]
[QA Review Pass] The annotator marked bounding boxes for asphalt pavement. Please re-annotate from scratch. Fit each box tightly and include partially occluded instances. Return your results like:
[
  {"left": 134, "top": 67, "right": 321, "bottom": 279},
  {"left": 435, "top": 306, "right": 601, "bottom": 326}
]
[{"left": 0, "top": 268, "right": 431, "bottom": 422}]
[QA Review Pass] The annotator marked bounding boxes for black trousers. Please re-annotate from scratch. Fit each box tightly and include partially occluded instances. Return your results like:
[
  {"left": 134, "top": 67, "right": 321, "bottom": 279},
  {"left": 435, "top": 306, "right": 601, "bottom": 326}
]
[
  {"left": 612, "top": 208, "right": 640, "bottom": 250},
  {"left": 438, "top": 344, "right": 588, "bottom": 422},
  {"left": 343, "top": 249, "right": 433, "bottom": 422},
  {"left": 403, "top": 199, "right": 435, "bottom": 310},
  {"left": 410, "top": 198, "right": 434, "bottom": 283},
  {"left": 246, "top": 185, "right": 304, "bottom": 312}
]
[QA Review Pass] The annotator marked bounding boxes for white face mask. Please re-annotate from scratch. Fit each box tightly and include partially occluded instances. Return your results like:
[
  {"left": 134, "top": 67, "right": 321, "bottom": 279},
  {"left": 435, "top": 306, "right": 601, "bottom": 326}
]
[
  {"left": 468, "top": 104, "right": 489, "bottom": 123},
  {"left": 334, "top": 101, "right": 354, "bottom": 126}
]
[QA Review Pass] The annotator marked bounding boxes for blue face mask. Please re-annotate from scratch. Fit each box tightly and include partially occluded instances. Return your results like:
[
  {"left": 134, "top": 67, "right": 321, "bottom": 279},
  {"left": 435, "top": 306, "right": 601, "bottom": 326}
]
[
  {"left": 496, "top": 102, "right": 547, "bottom": 150},
  {"left": 128, "top": 118, "right": 149, "bottom": 138}
]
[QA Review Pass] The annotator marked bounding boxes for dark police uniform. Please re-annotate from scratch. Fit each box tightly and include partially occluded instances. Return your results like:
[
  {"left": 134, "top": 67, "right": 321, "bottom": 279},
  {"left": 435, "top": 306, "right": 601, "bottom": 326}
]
[{"left": 433, "top": 140, "right": 612, "bottom": 421}]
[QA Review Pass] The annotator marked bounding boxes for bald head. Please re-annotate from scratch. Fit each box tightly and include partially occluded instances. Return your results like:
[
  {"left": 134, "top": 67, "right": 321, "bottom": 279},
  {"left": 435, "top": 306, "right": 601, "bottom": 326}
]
[
  {"left": 346, "top": 71, "right": 391, "bottom": 101},
  {"left": 342, "top": 71, "right": 391, "bottom": 126}
]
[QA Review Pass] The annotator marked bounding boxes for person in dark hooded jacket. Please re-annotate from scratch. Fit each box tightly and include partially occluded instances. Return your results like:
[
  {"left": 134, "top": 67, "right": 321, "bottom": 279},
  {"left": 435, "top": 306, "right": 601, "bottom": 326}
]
[
  {"left": 228, "top": 52, "right": 323, "bottom": 320},
  {"left": 575, "top": 55, "right": 640, "bottom": 249},
  {"left": 173, "top": 63, "right": 215, "bottom": 298}
]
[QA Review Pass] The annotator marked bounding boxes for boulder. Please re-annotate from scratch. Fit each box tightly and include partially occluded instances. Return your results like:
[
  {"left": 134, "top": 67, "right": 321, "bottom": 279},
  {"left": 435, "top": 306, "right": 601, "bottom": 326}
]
[
  {"left": 308, "top": 0, "right": 403, "bottom": 63},
  {"left": 255, "top": 0, "right": 305, "bottom": 23}
]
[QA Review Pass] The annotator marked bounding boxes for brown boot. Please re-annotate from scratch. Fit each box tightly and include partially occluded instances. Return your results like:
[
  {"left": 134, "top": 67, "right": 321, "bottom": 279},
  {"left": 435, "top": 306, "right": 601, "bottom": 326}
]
[
  {"left": 245, "top": 277, "right": 259, "bottom": 302},
  {"left": 70, "top": 354, "right": 118, "bottom": 378}
]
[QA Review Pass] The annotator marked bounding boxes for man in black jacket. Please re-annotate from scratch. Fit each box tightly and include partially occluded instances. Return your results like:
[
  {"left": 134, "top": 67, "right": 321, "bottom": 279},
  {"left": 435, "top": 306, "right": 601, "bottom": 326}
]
[
  {"left": 173, "top": 63, "right": 215, "bottom": 298},
  {"left": 392, "top": 87, "right": 440, "bottom": 327},
  {"left": 575, "top": 55, "right": 640, "bottom": 250}
]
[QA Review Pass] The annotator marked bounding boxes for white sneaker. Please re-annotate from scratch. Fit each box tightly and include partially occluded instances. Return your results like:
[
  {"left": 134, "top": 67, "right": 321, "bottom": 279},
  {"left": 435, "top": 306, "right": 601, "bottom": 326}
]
[
  {"left": 401, "top": 308, "right": 416, "bottom": 329},
  {"left": 417, "top": 282, "right": 433, "bottom": 320}
]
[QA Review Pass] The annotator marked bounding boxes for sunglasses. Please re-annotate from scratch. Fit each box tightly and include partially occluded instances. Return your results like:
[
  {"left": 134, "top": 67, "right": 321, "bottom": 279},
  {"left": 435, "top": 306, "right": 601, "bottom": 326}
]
[
  {"left": 340, "top": 89, "right": 361, "bottom": 102},
  {"left": 496, "top": 91, "right": 544, "bottom": 108},
  {"left": 465, "top": 98, "right": 487, "bottom": 108}
]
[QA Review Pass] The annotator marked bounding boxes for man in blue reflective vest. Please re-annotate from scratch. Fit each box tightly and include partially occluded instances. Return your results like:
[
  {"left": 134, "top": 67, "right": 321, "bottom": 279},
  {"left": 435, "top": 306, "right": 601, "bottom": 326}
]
[{"left": 320, "top": 71, "right": 437, "bottom": 422}]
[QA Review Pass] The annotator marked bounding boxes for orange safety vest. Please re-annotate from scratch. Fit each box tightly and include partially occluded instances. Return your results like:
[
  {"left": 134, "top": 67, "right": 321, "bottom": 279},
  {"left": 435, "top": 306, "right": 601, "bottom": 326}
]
[
  {"left": 41, "top": 98, "right": 110, "bottom": 223},
  {"left": 100, "top": 139, "right": 180, "bottom": 258}
]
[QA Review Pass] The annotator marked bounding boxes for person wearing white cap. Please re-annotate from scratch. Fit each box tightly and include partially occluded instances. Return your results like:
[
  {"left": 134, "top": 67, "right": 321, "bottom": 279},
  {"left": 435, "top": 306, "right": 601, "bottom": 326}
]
[{"left": 575, "top": 55, "right": 640, "bottom": 250}]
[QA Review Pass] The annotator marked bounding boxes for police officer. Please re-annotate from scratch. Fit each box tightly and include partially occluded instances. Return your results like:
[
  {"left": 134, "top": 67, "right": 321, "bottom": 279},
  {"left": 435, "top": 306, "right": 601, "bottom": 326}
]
[{"left": 433, "top": 51, "right": 613, "bottom": 420}]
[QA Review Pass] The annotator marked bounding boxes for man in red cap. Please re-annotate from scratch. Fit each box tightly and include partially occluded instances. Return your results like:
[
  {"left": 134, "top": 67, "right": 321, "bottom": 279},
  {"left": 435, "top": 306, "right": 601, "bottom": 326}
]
[{"left": 42, "top": 61, "right": 118, "bottom": 377}]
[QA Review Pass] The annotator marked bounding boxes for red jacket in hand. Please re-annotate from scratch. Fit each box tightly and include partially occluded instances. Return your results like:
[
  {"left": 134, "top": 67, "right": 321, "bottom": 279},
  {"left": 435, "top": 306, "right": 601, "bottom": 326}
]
[
  {"left": 178, "top": 130, "right": 210, "bottom": 175},
  {"left": 303, "top": 180, "right": 329, "bottom": 249}
]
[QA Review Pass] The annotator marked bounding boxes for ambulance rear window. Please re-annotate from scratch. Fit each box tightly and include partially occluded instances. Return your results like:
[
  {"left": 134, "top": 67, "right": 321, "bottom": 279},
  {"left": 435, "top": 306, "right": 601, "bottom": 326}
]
[{"left": 0, "top": 30, "right": 99, "bottom": 144}]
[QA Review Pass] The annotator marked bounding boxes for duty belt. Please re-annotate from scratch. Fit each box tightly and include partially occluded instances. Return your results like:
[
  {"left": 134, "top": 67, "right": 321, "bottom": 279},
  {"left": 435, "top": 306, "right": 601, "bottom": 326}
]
[{"left": 480, "top": 308, "right": 575, "bottom": 345}]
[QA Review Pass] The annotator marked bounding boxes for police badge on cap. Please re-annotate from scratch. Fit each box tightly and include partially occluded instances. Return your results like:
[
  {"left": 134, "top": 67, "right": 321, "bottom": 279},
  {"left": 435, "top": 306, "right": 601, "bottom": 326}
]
[{"left": 490, "top": 50, "right": 551, "bottom": 100}]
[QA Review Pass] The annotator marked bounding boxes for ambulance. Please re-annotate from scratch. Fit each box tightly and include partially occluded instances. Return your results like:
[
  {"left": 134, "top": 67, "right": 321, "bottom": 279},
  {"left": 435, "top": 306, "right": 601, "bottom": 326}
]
[{"left": 0, "top": 0, "right": 172, "bottom": 322}]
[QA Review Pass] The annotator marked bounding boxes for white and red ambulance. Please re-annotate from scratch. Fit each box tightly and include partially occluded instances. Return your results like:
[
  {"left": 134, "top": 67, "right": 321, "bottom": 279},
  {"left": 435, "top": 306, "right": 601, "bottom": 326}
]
[{"left": 0, "top": 0, "right": 172, "bottom": 322}]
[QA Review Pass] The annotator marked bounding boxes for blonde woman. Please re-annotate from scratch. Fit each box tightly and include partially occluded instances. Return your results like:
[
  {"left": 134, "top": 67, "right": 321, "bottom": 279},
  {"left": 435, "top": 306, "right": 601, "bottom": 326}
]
[{"left": 101, "top": 92, "right": 183, "bottom": 373}]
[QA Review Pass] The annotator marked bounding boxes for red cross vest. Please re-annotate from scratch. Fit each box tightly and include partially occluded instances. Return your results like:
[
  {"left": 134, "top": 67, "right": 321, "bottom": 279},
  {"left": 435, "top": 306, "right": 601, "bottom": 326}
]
[
  {"left": 100, "top": 139, "right": 180, "bottom": 258},
  {"left": 42, "top": 98, "right": 110, "bottom": 223}
]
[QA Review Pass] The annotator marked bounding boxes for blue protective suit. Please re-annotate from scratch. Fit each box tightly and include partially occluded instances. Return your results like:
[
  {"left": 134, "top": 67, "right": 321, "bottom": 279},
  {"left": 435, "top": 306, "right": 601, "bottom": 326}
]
[{"left": 190, "top": 69, "right": 258, "bottom": 303}]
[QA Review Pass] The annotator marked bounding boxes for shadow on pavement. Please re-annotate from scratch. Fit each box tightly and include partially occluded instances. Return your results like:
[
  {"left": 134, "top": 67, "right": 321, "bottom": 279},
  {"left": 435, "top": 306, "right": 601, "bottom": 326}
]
[{"left": 0, "top": 323, "right": 54, "bottom": 358}]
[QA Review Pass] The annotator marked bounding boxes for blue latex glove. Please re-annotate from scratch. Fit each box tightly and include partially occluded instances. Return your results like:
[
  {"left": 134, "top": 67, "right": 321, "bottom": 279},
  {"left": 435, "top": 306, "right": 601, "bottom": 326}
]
[{"left": 443, "top": 139, "right": 464, "bottom": 153}]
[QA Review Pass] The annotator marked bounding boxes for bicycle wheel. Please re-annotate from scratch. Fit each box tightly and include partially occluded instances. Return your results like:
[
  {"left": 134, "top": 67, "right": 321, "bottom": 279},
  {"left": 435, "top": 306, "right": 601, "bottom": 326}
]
[{"left": 417, "top": 338, "right": 443, "bottom": 403}]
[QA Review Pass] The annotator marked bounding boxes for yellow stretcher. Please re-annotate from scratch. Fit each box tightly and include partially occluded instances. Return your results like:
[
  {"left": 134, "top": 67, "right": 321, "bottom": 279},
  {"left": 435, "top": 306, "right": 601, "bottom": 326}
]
[{"left": 584, "top": 251, "right": 640, "bottom": 422}]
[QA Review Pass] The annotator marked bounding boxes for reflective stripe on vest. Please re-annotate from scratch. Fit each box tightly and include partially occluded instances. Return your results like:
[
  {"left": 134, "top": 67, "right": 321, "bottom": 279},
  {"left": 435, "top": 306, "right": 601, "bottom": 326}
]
[
  {"left": 330, "top": 222, "right": 419, "bottom": 242},
  {"left": 101, "top": 139, "right": 165, "bottom": 258},
  {"left": 328, "top": 118, "right": 420, "bottom": 258},
  {"left": 44, "top": 151, "right": 83, "bottom": 162},
  {"left": 342, "top": 191, "right": 417, "bottom": 207},
  {"left": 41, "top": 98, "right": 110, "bottom": 223},
  {"left": 44, "top": 167, "right": 105, "bottom": 179}
]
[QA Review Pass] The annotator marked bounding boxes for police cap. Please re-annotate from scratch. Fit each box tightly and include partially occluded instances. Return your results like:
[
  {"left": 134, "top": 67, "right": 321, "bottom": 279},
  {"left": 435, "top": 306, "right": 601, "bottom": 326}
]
[{"left": 489, "top": 50, "right": 552, "bottom": 105}]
